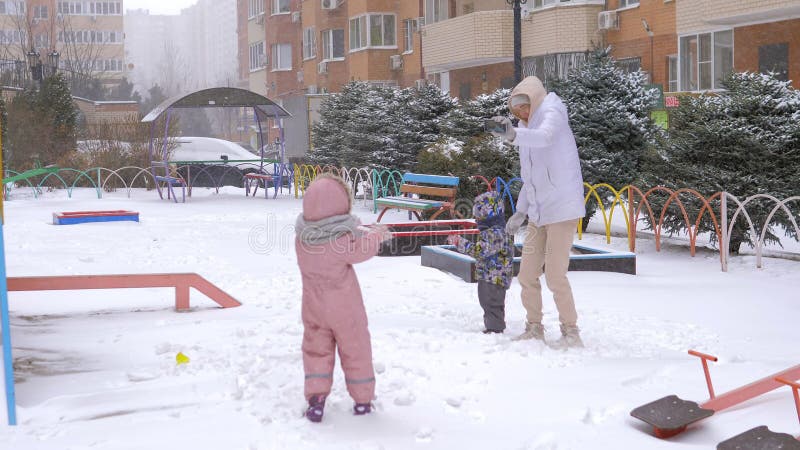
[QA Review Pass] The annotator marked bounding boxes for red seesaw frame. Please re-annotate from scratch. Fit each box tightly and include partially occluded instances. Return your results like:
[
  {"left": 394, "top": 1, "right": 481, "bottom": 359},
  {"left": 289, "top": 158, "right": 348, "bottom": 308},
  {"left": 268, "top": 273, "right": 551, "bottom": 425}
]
[
  {"left": 632, "top": 349, "right": 800, "bottom": 439},
  {"left": 774, "top": 376, "right": 800, "bottom": 440}
]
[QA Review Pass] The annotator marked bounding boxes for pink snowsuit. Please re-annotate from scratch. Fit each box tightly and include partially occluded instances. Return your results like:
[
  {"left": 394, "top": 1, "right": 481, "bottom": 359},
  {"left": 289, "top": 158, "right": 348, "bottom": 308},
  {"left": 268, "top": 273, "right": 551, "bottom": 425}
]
[{"left": 295, "top": 175, "right": 382, "bottom": 404}]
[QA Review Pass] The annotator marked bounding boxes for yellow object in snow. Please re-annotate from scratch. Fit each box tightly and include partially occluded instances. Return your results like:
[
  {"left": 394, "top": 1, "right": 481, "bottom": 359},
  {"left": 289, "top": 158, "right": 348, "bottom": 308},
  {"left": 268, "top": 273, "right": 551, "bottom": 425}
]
[{"left": 176, "top": 352, "right": 190, "bottom": 365}]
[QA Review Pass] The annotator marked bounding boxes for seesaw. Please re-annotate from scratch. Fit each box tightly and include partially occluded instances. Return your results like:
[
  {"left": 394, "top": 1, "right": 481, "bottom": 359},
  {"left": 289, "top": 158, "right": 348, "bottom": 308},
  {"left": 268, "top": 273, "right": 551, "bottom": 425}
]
[
  {"left": 631, "top": 349, "right": 800, "bottom": 439},
  {"left": 716, "top": 376, "right": 800, "bottom": 449}
]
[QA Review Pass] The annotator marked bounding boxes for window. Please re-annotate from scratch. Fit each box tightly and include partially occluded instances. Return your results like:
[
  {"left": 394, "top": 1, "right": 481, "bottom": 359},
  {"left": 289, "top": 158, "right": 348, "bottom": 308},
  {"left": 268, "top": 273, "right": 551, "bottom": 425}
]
[
  {"left": 370, "top": 14, "right": 395, "bottom": 46},
  {"left": 271, "top": 0, "right": 289, "bottom": 15},
  {"left": 616, "top": 57, "right": 641, "bottom": 74},
  {"left": 58, "top": 1, "right": 84, "bottom": 14},
  {"left": 667, "top": 55, "right": 678, "bottom": 92},
  {"left": 34, "top": 33, "right": 47, "bottom": 47},
  {"left": 303, "top": 27, "right": 316, "bottom": 60},
  {"left": 459, "top": 82, "right": 471, "bottom": 100},
  {"left": 1, "top": 1, "right": 26, "bottom": 15},
  {"left": 350, "top": 14, "right": 395, "bottom": 51},
  {"left": 249, "top": 41, "right": 266, "bottom": 71},
  {"left": 618, "top": 0, "right": 639, "bottom": 8},
  {"left": 271, "top": 43, "right": 291, "bottom": 70},
  {"left": 679, "top": 30, "right": 733, "bottom": 91},
  {"left": 349, "top": 16, "right": 366, "bottom": 50},
  {"left": 248, "top": 0, "right": 264, "bottom": 18},
  {"left": 425, "top": 0, "right": 448, "bottom": 24},
  {"left": 759, "top": 43, "right": 788, "bottom": 82},
  {"left": 526, "top": 51, "right": 589, "bottom": 84},
  {"left": 403, "top": 19, "right": 416, "bottom": 53},
  {"left": 87, "top": 2, "right": 121, "bottom": 15},
  {"left": 321, "top": 29, "right": 344, "bottom": 60},
  {"left": 33, "top": 4, "right": 47, "bottom": 18}
]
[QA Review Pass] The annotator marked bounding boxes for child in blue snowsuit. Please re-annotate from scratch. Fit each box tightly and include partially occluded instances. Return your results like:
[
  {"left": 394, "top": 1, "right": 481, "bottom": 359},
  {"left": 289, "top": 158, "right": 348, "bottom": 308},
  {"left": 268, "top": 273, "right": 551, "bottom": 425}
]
[{"left": 448, "top": 191, "right": 516, "bottom": 333}]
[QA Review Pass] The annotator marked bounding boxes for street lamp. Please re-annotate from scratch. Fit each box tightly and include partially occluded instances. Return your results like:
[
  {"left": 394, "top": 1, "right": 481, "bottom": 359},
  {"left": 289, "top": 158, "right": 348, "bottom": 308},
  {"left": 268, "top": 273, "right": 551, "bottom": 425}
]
[
  {"left": 46, "top": 50, "right": 60, "bottom": 78},
  {"left": 641, "top": 18, "right": 654, "bottom": 83},
  {"left": 26, "top": 48, "right": 43, "bottom": 82},
  {"left": 25, "top": 48, "right": 59, "bottom": 86},
  {"left": 505, "top": 0, "right": 528, "bottom": 84}
]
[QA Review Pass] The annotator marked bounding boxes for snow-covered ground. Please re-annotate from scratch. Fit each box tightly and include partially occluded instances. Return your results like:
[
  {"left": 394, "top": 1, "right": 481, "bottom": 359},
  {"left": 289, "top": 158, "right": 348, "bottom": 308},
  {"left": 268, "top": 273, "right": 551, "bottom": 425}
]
[{"left": 1, "top": 187, "right": 798, "bottom": 449}]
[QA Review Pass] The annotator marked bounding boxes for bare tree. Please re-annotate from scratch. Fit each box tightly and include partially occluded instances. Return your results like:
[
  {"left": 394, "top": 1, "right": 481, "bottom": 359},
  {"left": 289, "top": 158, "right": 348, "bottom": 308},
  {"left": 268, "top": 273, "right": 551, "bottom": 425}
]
[
  {"left": 157, "top": 40, "right": 193, "bottom": 97},
  {"left": 0, "top": 3, "right": 118, "bottom": 97},
  {"left": 55, "top": 14, "right": 112, "bottom": 88}
]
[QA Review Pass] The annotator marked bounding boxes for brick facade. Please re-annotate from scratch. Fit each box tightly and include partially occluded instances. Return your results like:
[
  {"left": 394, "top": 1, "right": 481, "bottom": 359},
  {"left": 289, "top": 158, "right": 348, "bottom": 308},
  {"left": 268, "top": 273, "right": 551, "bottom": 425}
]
[
  {"left": 734, "top": 19, "right": 800, "bottom": 88},
  {"left": 605, "top": 0, "right": 677, "bottom": 91},
  {"left": 73, "top": 98, "right": 139, "bottom": 125}
]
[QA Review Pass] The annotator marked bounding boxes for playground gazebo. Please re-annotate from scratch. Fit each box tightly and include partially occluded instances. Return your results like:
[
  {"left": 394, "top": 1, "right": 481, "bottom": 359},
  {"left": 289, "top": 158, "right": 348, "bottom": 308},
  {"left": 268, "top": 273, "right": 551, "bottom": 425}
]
[{"left": 142, "top": 87, "right": 292, "bottom": 201}]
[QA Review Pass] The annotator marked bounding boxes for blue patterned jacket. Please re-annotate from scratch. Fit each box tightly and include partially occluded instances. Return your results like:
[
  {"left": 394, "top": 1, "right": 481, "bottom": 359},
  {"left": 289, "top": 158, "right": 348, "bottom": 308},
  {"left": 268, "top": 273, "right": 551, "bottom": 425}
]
[{"left": 455, "top": 191, "right": 515, "bottom": 289}]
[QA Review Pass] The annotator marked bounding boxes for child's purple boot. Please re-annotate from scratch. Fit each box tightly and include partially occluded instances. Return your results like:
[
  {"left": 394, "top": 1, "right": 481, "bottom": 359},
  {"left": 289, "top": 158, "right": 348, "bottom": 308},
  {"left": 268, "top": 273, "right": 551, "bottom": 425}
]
[
  {"left": 305, "top": 395, "right": 326, "bottom": 423},
  {"left": 354, "top": 403, "right": 372, "bottom": 415}
]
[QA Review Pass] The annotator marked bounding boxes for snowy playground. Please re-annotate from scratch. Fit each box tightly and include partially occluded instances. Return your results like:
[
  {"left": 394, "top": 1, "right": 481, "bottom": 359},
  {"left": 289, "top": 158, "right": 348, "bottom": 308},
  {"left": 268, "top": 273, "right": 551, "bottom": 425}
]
[{"left": 1, "top": 186, "right": 799, "bottom": 450}]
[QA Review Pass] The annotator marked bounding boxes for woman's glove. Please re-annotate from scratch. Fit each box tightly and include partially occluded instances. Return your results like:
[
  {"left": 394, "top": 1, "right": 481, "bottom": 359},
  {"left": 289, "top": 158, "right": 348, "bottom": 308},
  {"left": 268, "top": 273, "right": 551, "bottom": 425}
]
[
  {"left": 505, "top": 211, "right": 527, "bottom": 234},
  {"left": 490, "top": 116, "right": 516, "bottom": 142}
]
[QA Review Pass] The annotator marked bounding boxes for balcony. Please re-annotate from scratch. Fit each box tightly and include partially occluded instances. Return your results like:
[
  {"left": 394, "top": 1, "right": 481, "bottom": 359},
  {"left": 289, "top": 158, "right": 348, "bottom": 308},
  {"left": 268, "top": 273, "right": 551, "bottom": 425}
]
[
  {"left": 421, "top": 10, "right": 513, "bottom": 73},
  {"left": 678, "top": 1, "right": 800, "bottom": 33},
  {"left": 521, "top": 3, "right": 604, "bottom": 56}
]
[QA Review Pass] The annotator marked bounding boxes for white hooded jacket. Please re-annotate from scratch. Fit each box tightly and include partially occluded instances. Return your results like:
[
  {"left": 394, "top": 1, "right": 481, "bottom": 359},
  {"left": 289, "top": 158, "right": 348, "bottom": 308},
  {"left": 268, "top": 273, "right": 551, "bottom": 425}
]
[{"left": 510, "top": 77, "right": 586, "bottom": 226}]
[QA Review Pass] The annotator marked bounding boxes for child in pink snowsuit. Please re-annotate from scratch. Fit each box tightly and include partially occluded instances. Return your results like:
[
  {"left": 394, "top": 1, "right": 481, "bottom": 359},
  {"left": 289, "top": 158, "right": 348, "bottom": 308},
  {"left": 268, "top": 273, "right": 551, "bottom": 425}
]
[{"left": 295, "top": 174, "right": 391, "bottom": 423}]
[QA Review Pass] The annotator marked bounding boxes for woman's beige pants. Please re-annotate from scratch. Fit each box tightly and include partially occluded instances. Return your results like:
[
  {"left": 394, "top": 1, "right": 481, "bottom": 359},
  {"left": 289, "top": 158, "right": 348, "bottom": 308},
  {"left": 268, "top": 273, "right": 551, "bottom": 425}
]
[{"left": 518, "top": 219, "right": 579, "bottom": 327}]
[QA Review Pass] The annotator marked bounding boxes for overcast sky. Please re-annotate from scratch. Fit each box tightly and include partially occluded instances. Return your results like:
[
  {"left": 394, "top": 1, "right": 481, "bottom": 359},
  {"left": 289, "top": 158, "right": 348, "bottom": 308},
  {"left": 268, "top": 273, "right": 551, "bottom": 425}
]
[{"left": 125, "top": 0, "right": 198, "bottom": 15}]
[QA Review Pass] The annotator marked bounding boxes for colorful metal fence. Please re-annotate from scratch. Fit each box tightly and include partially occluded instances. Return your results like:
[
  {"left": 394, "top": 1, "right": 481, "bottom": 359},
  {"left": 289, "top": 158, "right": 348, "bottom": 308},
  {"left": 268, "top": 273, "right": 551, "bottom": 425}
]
[{"left": 3, "top": 165, "right": 798, "bottom": 271}]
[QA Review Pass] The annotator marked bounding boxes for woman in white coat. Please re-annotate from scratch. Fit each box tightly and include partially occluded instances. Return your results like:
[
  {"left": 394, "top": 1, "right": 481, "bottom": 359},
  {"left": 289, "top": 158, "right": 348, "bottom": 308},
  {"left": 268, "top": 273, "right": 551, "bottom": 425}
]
[{"left": 490, "top": 76, "right": 585, "bottom": 348}]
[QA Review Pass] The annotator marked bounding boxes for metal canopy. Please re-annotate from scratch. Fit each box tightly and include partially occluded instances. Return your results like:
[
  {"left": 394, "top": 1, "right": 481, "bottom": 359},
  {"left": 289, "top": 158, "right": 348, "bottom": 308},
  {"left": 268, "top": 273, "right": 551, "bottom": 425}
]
[{"left": 141, "top": 87, "right": 292, "bottom": 123}]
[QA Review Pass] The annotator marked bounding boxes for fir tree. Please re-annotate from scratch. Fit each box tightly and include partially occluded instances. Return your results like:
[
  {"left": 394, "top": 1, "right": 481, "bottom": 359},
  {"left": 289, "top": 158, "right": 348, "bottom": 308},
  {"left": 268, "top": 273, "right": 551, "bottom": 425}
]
[
  {"left": 10, "top": 74, "right": 78, "bottom": 167},
  {"left": 441, "top": 88, "right": 510, "bottom": 139},
  {"left": 140, "top": 84, "right": 168, "bottom": 116},
  {"left": 654, "top": 71, "right": 800, "bottom": 253},
  {"left": 551, "top": 46, "right": 660, "bottom": 228},
  {"left": 109, "top": 77, "right": 143, "bottom": 103},
  {"left": 310, "top": 82, "right": 454, "bottom": 170}
]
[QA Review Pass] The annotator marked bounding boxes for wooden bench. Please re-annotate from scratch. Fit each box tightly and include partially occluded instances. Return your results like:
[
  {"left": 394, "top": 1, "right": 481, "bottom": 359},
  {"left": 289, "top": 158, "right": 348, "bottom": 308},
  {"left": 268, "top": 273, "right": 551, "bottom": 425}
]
[{"left": 375, "top": 173, "right": 461, "bottom": 222}]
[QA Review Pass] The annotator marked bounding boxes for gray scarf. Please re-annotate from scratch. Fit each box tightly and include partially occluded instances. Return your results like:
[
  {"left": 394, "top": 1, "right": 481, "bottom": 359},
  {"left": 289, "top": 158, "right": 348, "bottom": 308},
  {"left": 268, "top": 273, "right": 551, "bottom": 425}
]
[{"left": 295, "top": 213, "right": 363, "bottom": 245}]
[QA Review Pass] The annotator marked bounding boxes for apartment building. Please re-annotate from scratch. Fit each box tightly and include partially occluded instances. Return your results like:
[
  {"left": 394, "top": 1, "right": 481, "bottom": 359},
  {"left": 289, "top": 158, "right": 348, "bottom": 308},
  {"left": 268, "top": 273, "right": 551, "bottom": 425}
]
[
  {"left": 0, "top": 1, "right": 126, "bottom": 88},
  {"left": 239, "top": 0, "right": 426, "bottom": 159},
  {"left": 422, "top": 0, "right": 605, "bottom": 98},
  {"left": 602, "top": 0, "right": 800, "bottom": 94},
  {"left": 423, "top": 0, "right": 799, "bottom": 101},
  {"left": 674, "top": 0, "right": 800, "bottom": 91}
]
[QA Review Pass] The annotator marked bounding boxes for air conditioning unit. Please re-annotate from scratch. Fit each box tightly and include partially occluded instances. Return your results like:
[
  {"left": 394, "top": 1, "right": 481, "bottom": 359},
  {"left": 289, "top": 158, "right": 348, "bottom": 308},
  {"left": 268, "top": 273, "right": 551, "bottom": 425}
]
[
  {"left": 321, "top": 0, "right": 338, "bottom": 10},
  {"left": 598, "top": 11, "right": 619, "bottom": 30},
  {"left": 307, "top": 85, "right": 318, "bottom": 94},
  {"left": 389, "top": 54, "right": 403, "bottom": 70},
  {"left": 291, "top": 11, "right": 301, "bottom": 23},
  {"left": 255, "top": 13, "right": 265, "bottom": 25},
  {"left": 258, "top": 53, "right": 268, "bottom": 67},
  {"left": 414, "top": 79, "right": 426, "bottom": 89},
  {"left": 296, "top": 70, "right": 304, "bottom": 83},
  {"left": 318, "top": 61, "right": 328, "bottom": 74},
  {"left": 416, "top": 16, "right": 426, "bottom": 28}
]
